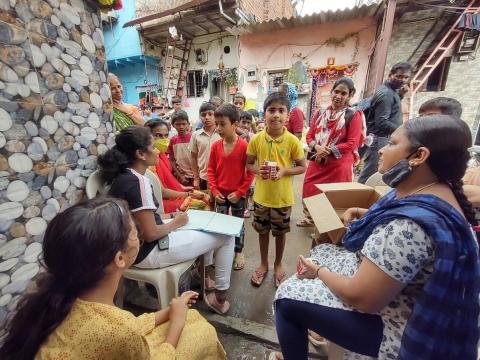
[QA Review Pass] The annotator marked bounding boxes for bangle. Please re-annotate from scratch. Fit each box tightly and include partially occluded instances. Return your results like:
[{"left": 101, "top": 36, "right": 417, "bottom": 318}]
[{"left": 316, "top": 266, "right": 322, "bottom": 279}]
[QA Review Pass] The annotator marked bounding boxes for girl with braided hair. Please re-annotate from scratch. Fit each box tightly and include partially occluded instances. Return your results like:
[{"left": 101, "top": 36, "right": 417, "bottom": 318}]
[{"left": 274, "top": 115, "right": 479, "bottom": 360}]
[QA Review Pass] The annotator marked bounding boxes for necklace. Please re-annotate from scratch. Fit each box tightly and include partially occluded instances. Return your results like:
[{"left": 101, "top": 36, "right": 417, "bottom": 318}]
[{"left": 408, "top": 182, "right": 439, "bottom": 196}]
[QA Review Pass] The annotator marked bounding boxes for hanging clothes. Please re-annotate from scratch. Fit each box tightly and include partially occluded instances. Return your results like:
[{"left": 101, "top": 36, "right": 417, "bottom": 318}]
[
  {"left": 458, "top": 13, "right": 480, "bottom": 32},
  {"left": 202, "top": 70, "right": 209, "bottom": 89}
]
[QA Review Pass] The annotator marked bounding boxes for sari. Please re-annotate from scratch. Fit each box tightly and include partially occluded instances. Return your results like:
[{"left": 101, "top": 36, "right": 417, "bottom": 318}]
[
  {"left": 343, "top": 190, "right": 480, "bottom": 359},
  {"left": 113, "top": 105, "right": 142, "bottom": 131}
]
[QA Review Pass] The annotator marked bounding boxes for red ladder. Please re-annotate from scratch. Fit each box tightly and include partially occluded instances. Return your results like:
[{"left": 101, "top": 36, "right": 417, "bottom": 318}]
[{"left": 408, "top": 0, "right": 479, "bottom": 116}]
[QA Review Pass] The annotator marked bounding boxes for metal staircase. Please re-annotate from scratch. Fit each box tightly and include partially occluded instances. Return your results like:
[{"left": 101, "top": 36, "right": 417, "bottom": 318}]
[{"left": 408, "top": 0, "right": 479, "bottom": 116}]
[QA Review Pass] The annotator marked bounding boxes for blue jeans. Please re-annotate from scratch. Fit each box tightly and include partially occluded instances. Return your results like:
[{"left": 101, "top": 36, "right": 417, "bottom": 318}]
[
  {"left": 275, "top": 298, "right": 383, "bottom": 359},
  {"left": 358, "top": 136, "right": 389, "bottom": 184}
]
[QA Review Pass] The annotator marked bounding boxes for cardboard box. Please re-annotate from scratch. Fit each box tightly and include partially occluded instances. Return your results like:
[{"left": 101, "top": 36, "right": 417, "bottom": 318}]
[{"left": 304, "top": 182, "right": 389, "bottom": 245}]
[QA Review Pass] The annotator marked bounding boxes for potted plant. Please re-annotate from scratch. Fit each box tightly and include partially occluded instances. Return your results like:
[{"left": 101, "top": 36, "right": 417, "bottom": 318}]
[{"left": 225, "top": 71, "right": 238, "bottom": 95}]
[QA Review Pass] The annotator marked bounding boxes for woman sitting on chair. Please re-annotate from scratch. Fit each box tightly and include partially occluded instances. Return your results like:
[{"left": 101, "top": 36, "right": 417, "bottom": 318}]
[
  {"left": 98, "top": 126, "right": 234, "bottom": 314},
  {"left": 274, "top": 115, "right": 479, "bottom": 359},
  {"left": 0, "top": 197, "right": 226, "bottom": 359}
]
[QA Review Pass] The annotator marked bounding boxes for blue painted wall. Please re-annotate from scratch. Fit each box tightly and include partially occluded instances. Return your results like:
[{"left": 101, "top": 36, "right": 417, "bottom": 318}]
[
  {"left": 104, "top": 1, "right": 161, "bottom": 106},
  {"left": 104, "top": 0, "right": 141, "bottom": 60}
]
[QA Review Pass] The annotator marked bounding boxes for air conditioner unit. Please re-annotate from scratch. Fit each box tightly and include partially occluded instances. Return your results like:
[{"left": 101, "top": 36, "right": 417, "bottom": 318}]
[{"left": 246, "top": 65, "right": 259, "bottom": 82}]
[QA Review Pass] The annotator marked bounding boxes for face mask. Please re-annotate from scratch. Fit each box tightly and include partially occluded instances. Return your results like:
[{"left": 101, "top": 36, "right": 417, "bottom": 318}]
[
  {"left": 381, "top": 150, "right": 417, "bottom": 188},
  {"left": 389, "top": 79, "right": 405, "bottom": 90},
  {"left": 153, "top": 138, "right": 169, "bottom": 153}
]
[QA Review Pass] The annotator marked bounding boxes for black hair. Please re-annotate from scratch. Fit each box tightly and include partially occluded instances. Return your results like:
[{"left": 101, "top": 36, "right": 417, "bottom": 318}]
[
  {"left": 214, "top": 103, "right": 240, "bottom": 124},
  {"left": 419, "top": 97, "right": 463, "bottom": 119},
  {"left": 209, "top": 96, "right": 223, "bottom": 104},
  {"left": 145, "top": 118, "right": 170, "bottom": 131},
  {"left": 171, "top": 96, "right": 181, "bottom": 104},
  {"left": 247, "top": 108, "right": 259, "bottom": 118},
  {"left": 170, "top": 110, "right": 189, "bottom": 125},
  {"left": 233, "top": 93, "right": 246, "bottom": 103},
  {"left": 263, "top": 92, "right": 291, "bottom": 112},
  {"left": 389, "top": 62, "right": 413, "bottom": 75},
  {"left": 98, "top": 126, "right": 152, "bottom": 184},
  {"left": 199, "top": 101, "right": 216, "bottom": 114},
  {"left": 240, "top": 111, "right": 253, "bottom": 121},
  {"left": 332, "top": 77, "right": 356, "bottom": 95},
  {"left": 404, "top": 115, "right": 478, "bottom": 233},
  {"left": 0, "top": 197, "right": 132, "bottom": 360}
]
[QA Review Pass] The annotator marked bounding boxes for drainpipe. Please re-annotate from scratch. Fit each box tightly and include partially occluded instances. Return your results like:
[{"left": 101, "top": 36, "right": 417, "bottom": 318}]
[
  {"left": 235, "top": 8, "right": 251, "bottom": 25},
  {"left": 219, "top": 0, "right": 236, "bottom": 25}
]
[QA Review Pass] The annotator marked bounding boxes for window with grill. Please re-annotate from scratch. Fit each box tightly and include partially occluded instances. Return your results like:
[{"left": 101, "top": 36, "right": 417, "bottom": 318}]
[
  {"left": 268, "top": 70, "right": 288, "bottom": 92},
  {"left": 187, "top": 70, "right": 204, "bottom": 97}
]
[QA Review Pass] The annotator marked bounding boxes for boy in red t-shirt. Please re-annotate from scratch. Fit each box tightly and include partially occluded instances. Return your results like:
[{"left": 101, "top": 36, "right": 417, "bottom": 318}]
[
  {"left": 207, "top": 103, "right": 255, "bottom": 270},
  {"left": 167, "top": 110, "right": 194, "bottom": 186}
]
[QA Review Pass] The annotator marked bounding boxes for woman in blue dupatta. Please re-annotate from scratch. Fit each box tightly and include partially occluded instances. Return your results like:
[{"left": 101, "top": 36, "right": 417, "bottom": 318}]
[{"left": 274, "top": 115, "right": 480, "bottom": 360}]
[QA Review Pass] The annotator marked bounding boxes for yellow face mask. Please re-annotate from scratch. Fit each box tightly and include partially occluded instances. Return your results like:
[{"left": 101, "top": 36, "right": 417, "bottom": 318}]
[{"left": 153, "top": 138, "right": 170, "bottom": 153}]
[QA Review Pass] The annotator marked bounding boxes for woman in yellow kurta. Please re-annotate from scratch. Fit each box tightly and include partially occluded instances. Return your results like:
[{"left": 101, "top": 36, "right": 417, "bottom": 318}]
[
  {"left": 0, "top": 198, "right": 225, "bottom": 360},
  {"left": 109, "top": 73, "right": 145, "bottom": 131}
]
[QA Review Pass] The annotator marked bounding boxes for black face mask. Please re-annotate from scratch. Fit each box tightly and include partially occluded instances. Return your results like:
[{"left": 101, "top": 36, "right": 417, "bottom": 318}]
[
  {"left": 382, "top": 150, "right": 418, "bottom": 188},
  {"left": 389, "top": 79, "right": 405, "bottom": 90}
]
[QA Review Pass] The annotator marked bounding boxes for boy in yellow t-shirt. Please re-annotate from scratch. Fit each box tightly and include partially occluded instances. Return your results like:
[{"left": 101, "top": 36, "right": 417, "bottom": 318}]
[{"left": 246, "top": 92, "right": 306, "bottom": 288}]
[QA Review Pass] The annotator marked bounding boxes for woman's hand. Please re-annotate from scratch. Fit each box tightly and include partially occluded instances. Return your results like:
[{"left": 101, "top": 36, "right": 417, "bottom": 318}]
[
  {"left": 165, "top": 291, "right": 199, "bottom": 348},
  {"left": 169, "top": 291, "right": 198, "bottom": 324},
  {"left": 193, "top": 177, "right": 200, "bottom": 189},
  {"left": 341, "top": 207, "right": 367, "bottom": 226},
  {"left": 172, "top": 212, "right": 188, "bottom": 227},
  {"left": 315, "top": 145, "right": 331, "bottom": 158},
  {"left": 296, "top": 255, "right": 320, "bottom": 280}
]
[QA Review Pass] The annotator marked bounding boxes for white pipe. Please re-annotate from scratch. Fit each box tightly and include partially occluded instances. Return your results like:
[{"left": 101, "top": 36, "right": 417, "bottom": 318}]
[{"left": 219, "top": 0, "right": 236, "bottom": 25}]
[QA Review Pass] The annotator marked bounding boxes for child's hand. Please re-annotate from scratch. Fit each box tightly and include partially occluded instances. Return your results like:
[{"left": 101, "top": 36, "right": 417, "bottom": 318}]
[
  {"left": 275, "top": 167, "right": 287, "bottom": 180},
  {"left": 259, "top": 165, "right": 270, "bottom": 180},
  {"left": 193, "top": 178, "right": 200, "bottom": 189},
  {"left": 215, "top": 193, "right": 226, "bottom": 205},
  {"left": 227, "top": 192, "right": 240, "bottom": 204}
]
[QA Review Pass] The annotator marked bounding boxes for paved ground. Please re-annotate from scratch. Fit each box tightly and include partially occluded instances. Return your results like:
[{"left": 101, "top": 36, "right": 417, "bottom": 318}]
[{"left": 125, "top": 174, "right": 328, "bottom": 359}]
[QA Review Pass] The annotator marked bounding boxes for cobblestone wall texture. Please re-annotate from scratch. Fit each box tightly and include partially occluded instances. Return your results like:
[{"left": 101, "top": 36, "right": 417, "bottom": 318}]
[{"left": 0, "top": 0, "right": 114, "bottom": 322}]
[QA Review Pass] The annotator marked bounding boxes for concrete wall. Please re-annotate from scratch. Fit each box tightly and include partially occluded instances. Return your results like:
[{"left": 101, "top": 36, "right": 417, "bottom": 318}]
[
  {"left": 0, "top": 0, "right": 113, "bottom": 321},
  {"left": 238, "top": 17, "right": 377, "bottom": 119},
  {"left": 384, "top": 9, "right": 480, "bottom": 133},
  {"left": 182, "top": 33, "right": 238, "bottom": 122},
  {"left": 240, "top": 0, "right": 295, "bottom": 22}
]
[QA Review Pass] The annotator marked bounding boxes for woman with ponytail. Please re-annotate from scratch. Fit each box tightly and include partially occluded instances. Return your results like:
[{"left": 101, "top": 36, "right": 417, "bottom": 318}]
[
  {"left": 274, "top": 115, "right": 479, "bottom": 359},
  {"left": 98, "top": 126, "right": 235, "bottom": 314},
  {"left": 0, "top": 198, "right": 225, "bottom": 359}
]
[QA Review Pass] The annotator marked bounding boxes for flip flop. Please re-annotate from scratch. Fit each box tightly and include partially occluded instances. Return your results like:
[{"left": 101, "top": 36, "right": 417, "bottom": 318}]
[
  {"left": 274, "top": 272, "right": 287, "bottom": 288},
  {"left": 251, "top": 269, "right": 268, "bottom": 287},
  {"left": 296, "top": 218, "right": 314, "bottom": 227},
  {"left": 233, "top": 253, "right": 245, "bottom": 271},
  {"left": 204, "top": 292, "right": 230, "bottom": 315}
]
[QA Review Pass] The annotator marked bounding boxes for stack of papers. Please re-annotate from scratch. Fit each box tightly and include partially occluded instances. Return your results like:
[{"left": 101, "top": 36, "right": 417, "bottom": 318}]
[{"left": 178, "top": 210, "right": 244, "bottom": 237}]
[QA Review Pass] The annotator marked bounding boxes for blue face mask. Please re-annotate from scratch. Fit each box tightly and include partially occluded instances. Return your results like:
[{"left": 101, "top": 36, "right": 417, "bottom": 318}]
[{"left": 381, "top": 150, "right": 417, "bottom": 188}]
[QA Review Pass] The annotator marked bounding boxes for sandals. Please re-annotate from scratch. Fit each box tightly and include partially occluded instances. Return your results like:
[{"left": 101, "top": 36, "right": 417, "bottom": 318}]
[
  {"left": 274, "top": 272, "right": 287, "bottom": 288},
  {"left": 296, "top": 217, "right": 314, "bottom": 227},
  {"left": 204, "top": 292, "right": 230, "bottom": 315},
  {"left": 251, "top": 269, "right": 268, "bottom": 287},
  {"left": 233, "top": 252, "right": 245, "bottom": 271}
]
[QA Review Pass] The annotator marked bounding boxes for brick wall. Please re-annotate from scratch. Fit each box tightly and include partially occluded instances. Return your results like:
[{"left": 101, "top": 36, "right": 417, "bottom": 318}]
[
  {"left": 240, "top": 0, "right": 295, "bottom": 22},
  {"left": 380, "top": 9, "right": 480, "bottom": 132}
]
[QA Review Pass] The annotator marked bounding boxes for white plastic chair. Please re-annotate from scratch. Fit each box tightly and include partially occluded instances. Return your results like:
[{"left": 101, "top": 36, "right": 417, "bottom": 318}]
[
  {"left": 85, "top": 169, "right": 110, "bottom": 199},
  {"left": 85, "top": 169, "right": 198, "bottom": 309},
  {"left": 123, "top": 260, "right": 195, "bottom": 309},
  {"left": 144, "top": 168, "right": 164, "bottom": 214}
]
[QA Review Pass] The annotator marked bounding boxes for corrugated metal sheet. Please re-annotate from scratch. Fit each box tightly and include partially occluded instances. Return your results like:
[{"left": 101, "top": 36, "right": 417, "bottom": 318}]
[{"left": 228, "top": 3, "right": 381, "bottom": 35}]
